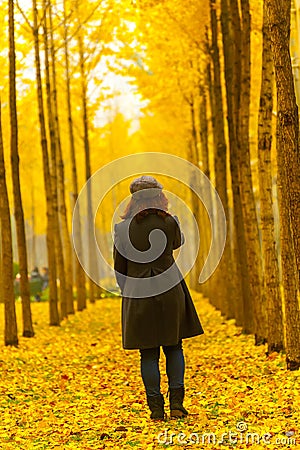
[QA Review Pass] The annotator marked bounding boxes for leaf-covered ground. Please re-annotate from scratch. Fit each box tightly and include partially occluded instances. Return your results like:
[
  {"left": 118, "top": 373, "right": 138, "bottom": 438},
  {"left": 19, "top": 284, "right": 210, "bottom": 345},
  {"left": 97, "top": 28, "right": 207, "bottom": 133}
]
[{"left": 0, "top": 292, "right": 299, "bottom": 449}]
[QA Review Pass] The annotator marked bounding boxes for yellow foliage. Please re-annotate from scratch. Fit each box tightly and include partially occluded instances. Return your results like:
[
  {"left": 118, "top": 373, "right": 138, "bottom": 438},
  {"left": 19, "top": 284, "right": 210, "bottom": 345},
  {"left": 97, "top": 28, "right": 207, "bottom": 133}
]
[
  {"left": 0, "top": 0, "right": 279, "bottom": 242},
  {"left": 0, "top": 292, "right": 298, "bottom": 449}
]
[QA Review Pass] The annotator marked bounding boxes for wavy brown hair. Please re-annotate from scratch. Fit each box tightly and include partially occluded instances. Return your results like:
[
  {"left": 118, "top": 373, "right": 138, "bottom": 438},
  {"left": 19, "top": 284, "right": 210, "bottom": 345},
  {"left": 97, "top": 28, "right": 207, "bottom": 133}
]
[{"left": 121, "top": 192, "right": 169, "bottom": 221}]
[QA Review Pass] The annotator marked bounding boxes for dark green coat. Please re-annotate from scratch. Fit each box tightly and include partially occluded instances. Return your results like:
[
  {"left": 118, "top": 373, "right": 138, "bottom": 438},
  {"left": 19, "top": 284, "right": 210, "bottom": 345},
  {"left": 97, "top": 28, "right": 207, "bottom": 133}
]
[{"left": 113, "top": 212, "right": 204, "bottom": 349}]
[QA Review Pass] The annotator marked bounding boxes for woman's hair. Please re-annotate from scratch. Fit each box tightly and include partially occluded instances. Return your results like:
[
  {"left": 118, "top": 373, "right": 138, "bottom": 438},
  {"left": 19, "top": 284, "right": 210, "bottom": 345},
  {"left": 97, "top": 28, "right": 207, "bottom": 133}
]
[{"left": 121, "top": 191, "right": 169, "bottom": 221}]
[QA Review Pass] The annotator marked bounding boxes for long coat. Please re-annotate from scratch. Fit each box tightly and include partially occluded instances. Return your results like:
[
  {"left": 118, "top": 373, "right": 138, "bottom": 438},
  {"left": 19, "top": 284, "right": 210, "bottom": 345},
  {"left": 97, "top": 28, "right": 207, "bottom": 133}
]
[{"left": 113, "top": 211, "right": 204, "bottom": 350}]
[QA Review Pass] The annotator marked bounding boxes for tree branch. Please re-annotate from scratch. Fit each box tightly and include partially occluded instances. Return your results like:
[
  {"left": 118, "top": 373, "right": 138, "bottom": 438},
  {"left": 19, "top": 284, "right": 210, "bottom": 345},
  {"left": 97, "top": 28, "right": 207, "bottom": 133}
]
[{"left": 15, "top": 0, "right": 33, "bottom": 30}]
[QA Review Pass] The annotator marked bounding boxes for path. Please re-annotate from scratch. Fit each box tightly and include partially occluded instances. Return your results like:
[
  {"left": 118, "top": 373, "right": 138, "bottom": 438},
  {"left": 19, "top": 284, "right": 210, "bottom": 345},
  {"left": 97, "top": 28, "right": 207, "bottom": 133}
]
[{"left": 0, "top": 293, "right": 299, "bottom": 449}]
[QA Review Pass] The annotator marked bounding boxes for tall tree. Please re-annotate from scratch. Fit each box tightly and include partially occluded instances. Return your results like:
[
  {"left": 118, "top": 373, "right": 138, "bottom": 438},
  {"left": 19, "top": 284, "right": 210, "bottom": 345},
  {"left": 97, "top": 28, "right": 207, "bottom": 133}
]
[
  {"left": 198, "top": 78, "right": 214, "bottom": 303},
  {"left": 266, "top": 0, "right": 300, "bottom": 370},
  {"left": 209, "top": 0, "right": 238, "bottom": 321},
  {"left": 63, "top": 0, "right": 86, "bottom": 312},
  {"left": 42, "top": 0, "right": 68, "bottom": 319},
  {"left": 44, "top": 0, "right": 68, "bottom": 319},
  {"left": 271, "top": 0, "right": 300, "bottom": 287},
  {"left": 0, "top": 99, "right": 18, "bottom": 347},
  {"left": 9, "top": 0, "right": 34, "bottom": 337},
  {"left": 257, "top": 1, "right": 284, "bottom": 354},
  {"left": 49, "top": 0, "right": 74, "bottom": 315},
  {"left": 186, "top": 93, "right": 204, "bottom": 296},
  {"left": 76, "top": 0, "right": 100, "bottom": 304},
  {"left": 33, "top": 0, "right": 60, "bottom": 325},
  {"left": 237, "top": 0, "right": 266, "bottom": 345},
  {"left": 221, "top": 0, "right": 253, "bottom": 334},
  {"left": 79, "top": 33, "right": 96, "bottom": 304}
]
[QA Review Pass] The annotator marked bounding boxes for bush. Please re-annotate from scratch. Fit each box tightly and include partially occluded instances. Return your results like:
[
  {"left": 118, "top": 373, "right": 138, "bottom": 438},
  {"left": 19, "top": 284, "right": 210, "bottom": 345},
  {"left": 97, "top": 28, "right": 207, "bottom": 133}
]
[
  {"left": 14, "top": 278, "right": 43, "bottom": 298},
  {"left": 13, "top": 262, "right": 19, "bottom": 278}
]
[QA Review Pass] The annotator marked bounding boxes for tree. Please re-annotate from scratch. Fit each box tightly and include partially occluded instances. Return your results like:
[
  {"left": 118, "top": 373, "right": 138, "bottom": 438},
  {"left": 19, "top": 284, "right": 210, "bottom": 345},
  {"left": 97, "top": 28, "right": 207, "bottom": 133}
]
[
  {"left": 32, "top": 0, "right": 60, "bottom": 325},
  {"left": 257, "top": 1, "right": 284, "bottom": 354},
  {"left": 75, "top": 0, "right": 101, "bottom": 304},
  {"left": 208, "top": 0, "right": 238, "bottom": 321},
  {"left": 63, "top": 0, "right": 86, "bottom": 312},
  {"left": 42, "top": 0, "right": 68, "bottom": 319},
  {"left": 198, "top": 78, "right": 213, "bottom": 302},
  {"left": 266, "top": 0, "right": 300, "bottom": 370},
  {"left": 0, "top": 99, "right": 18, "bottom": 346},
  {"left": 237, "top": 0, "right": 266, "bottom": 345},
  {"left": 220, "top": 0, "right": 253, "bottom": 334},
  {"left": 9, "top": 0, "right": 34, "bottom": 337},
  {"left": 48, "top": 0, "right": 74, "bottom": 315}
]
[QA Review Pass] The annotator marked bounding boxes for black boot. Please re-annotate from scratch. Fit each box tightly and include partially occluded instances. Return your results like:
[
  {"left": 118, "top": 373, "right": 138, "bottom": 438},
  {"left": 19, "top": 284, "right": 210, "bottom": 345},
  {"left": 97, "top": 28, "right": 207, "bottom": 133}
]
[
  {"left": 146, "top": 393, "right": 165, "bottom": 420},
  {"left": 169, "top": 387, "right": 188, "bottom": 418}
]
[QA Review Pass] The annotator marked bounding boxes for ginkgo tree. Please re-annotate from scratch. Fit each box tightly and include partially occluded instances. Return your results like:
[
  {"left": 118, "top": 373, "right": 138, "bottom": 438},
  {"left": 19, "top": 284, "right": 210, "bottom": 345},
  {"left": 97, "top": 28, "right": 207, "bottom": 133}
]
[{"left": 0, "top": 0, "right": 299, "bottom": 372}]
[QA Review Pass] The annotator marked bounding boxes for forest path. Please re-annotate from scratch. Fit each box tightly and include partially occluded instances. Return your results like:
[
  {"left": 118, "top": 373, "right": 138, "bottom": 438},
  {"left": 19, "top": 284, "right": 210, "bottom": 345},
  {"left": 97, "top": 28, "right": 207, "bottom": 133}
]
[{"left": 0, "top": 293, "right": 299, "bottom": 449}]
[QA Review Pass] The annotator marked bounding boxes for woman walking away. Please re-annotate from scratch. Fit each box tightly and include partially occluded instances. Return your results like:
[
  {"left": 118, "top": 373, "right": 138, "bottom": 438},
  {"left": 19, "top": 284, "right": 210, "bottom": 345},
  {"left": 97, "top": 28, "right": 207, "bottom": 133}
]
[{"left": 113, "top": 176, "right": 204, "bottom": 420}]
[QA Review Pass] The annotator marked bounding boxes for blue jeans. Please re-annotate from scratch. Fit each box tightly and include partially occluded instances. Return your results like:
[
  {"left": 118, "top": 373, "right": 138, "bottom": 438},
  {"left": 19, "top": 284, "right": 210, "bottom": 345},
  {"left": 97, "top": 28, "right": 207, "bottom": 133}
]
[{"left": 139, "top": 340, "right": 185, "bottom": 397}]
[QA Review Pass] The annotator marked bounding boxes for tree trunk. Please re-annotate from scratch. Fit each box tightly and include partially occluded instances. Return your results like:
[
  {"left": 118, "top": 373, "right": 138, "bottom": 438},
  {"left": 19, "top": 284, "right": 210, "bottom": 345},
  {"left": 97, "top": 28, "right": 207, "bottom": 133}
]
[
  {"left": 63, "top": 0, "right": 86, "bottom": 312},
  {"left": 0, "top": 99, "right": 18, "bottom": 347},
  {"left": 188, "top": 97, "right": 205, "bottom": 296},
  {"left": 77, "top": 18, "right": 99, "bottom": 303},
  {"left": 267, "top": 0, "right": 300, "bottom": 287},
  {"left": 48, "top": 0, "right": 74, "bottom": 315},
  {"left": 187, "top": 139, "right": 203, "bottom": 292},
  {"left": 209, "top": 0, "right": 238, "bottom": 321},
  {"left": 42, "top": 0, "right": 68, "bottom": 320},
  {"left": 198, "top": 82, "right": 213, "bottom": 301},
  {"left": 8, "top": 0, "right": 34, "bottom": 338},
  {"left": 0, "top": 222, "right": 2, "bottom": 304},
  {"left": 276, "top": 136, "right": 300, "bottom": 369},
  {"left": 32, "top": 0, "right": 59, "bottom": 326},
  {"left": 266, "top": 0, "right": 300, "bottom": 370},
  {"left": 31, "top": 187, "right": 37, "bottom": 267},
  {"left": 221, "top": 0, "right": 253, "bottom": 333},
  {"left": 258, "top": 1, "right": 284, "bottom": 354},
  {"left": 238, "top": 0, "right": 266, "bottom": 345}
]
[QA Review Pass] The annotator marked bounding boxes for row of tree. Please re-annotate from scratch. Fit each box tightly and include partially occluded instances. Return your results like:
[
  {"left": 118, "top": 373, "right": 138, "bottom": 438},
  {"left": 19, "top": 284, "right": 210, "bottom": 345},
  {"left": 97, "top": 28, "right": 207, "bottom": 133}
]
[
  {"left": 0, "top": 0, "right": 299, "bottom": 371},
  {"left": 211, "top": 0, "right": 300, "bottom": 370},
  {"left": 133, "top": 0, "right": 299, "bottom": 369},
  {"left": 0, "top": 0, "right": 115, "bottom": 345}
]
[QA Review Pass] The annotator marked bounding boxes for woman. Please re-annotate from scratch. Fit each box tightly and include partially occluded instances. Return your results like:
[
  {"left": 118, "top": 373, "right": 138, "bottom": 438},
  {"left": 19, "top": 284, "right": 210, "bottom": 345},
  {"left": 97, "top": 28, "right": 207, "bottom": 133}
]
[{"left": 113, "top": 175, "right": 204, "bottom": 420}]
